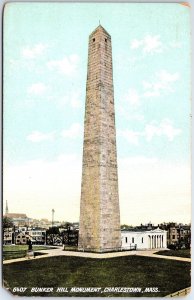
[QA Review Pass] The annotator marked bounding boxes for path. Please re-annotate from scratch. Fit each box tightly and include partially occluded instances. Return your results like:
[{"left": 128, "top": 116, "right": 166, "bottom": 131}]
[
  {"left": 165, "top": 287, "right": 191, "bottom": 297},
  {"left": 3, "top": 247, "right": 191, "bottom": 264},
  {"left": 136, "top": 250, "right": 191, "bottom": 262}
]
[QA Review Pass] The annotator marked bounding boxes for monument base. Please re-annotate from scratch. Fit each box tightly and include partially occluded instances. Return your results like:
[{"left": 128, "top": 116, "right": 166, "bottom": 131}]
[{"left": 78, "top": 247, "right": 122, "bottom": 253}]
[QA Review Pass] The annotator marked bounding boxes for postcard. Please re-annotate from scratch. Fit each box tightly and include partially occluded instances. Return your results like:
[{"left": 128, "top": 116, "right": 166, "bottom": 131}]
[{"left": 2, "top": 2, "right": 191, "bottom": 297}]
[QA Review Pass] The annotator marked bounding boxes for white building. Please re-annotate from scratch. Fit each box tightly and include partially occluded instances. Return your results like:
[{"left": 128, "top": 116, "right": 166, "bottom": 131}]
[
  {"left": 121, "top": 228, "right": 167, "bottom": 250},
  {"left": 27, "top": 229, "right": 46, "bottom": 244}
]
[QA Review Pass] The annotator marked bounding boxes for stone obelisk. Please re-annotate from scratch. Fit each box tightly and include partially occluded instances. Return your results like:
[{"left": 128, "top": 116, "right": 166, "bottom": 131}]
[{"left": 78, "top": 25, "right": 121, "bottom": 252}]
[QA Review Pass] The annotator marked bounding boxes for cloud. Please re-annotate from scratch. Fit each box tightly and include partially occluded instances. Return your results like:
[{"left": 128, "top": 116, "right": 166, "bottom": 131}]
[
  {"left": 118, "top": 106, "right": 144, "bottom": 121},
  {"left": 60, "top": 91, "right": 82, "bottom": 109},
  {"left": 144, "top": 119, "right": 182, "bottom": 142},
  {"left": 119, "top": 119, "right": 182, "bottom": 145},
  {"left": 119, "top": 69, "right": 180, "bottom": 116},
  {"left": 27, "top": 123, "right": 83, "bottom": 143},
  {"left": 70, "top": 92, "right": 82, "bottom": 108},
  {"left": 131, "top": 35, "right": 163, "bottom": 54},
  {"left": 27, "top": 83, "right": 47, "bottom": 96},
  {"left": 118, "top": 129, "right": 140, "bottom": 145},
  {"left": 21, "top": 43, "right": 48, "bottom": 59},
  {"left": 47, "top": 54, "right": 79, "bottom": 76},
  {"left": 124, "top": 88, "right": 140, "bottom": 107},
  {"left": 27, "top": 131, "right": 55, "bottom": 143},
  {"left": 142, "top": 70, "right": 180, "bottom": 98},
  {"left": 118, "top": 88, "right": 143, "bottom": 121},
  {"left": 169, "top": 41, "right": 182, "bottom": 49},
  {"left": 61, "top": 123, "right": 83, "bottom": 139}
]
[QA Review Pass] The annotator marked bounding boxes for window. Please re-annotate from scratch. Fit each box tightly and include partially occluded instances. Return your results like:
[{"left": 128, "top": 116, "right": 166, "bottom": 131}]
[
  {"left": 142, "top": 237, "right": 144, "bottom": 243},
  {"left": 132, "top": 237, "right": 134, "bottom": 243},
  {"left": 93, "top": 38, "right": 95, "bottom": 42},
  {"left": 105, "top": 38, "right": 107, "bottom": 42},
  {"left": 172, "top": 235, "right": 175, "bottom": 239},
  {"left": 125, "top": 237, "right": 128, "bottom": 243}
]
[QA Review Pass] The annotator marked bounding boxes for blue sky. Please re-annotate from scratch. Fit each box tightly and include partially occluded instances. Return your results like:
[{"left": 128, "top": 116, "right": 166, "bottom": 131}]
[{"left": 3, "top": 3, "right": 191, "bottom": 224}]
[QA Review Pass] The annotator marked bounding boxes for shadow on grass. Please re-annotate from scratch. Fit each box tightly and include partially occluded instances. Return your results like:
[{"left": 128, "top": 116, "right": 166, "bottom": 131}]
[{"left": 155, "top": 249, "right": 190, "bottom": 258}]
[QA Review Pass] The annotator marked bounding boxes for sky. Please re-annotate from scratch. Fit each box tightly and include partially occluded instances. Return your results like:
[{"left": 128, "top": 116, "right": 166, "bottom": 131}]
[{"left": 3, "top": 3, "right": 191, "bottom": 225}]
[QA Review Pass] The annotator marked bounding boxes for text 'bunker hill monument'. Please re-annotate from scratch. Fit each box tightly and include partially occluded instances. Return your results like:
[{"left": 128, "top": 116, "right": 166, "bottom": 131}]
[{"left": 78, "top": 25, "right": 121, "bottom": 252}]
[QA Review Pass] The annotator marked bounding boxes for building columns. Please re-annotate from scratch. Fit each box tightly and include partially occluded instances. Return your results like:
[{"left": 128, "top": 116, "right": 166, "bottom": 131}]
[{"left": 149, "top": 234, "right": 164, "bottom": 249}]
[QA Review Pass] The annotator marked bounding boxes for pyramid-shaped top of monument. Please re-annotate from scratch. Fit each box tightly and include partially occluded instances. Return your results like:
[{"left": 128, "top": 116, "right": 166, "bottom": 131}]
[{"left": 89, "top": 25, "right": 111, "bottom": 38}]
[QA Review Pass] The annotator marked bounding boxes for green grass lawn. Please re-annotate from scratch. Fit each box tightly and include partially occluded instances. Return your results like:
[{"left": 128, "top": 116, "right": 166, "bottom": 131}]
[
  {"left": 3, "top": 245, "right": 57, "bottom": 251},
  {"left": 3, "top": 255, "right": 191, "bottom": 297},
  {"left": 3, "top": 245, "right": 57, "bottom": 260},
  {"left": 155, "top": 249, "right": 191, "bottom": 258},
  {"left": 63, "top": 245, "right": 78, "bottom": 251},
  {"left": 3, "top": 245, "right": 29, "bottom": 251}
]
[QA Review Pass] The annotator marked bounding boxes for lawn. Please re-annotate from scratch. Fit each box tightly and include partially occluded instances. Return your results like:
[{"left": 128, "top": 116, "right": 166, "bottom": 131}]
[
  {"left": 3, "top": 255, "right": 191, "bottom": 297},
  {"left": 3, "top": 245, "right": 57, "bottom": 260},
  {"left": 3, "top": 245, "right": 57, "bottom": 251},
  {"left": 155, "top": 249, "right": 191, "bottom": 258}
]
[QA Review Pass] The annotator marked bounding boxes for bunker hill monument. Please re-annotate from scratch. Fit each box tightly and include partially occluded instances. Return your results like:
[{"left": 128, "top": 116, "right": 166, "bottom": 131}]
[{"left": 78, "top": 25, "right": 121, "bottom": 252}]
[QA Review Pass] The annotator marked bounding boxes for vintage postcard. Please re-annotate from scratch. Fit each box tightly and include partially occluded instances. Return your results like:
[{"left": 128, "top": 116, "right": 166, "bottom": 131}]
[{"left": 2, "top": 2, "right": 191, "bottom": 297}]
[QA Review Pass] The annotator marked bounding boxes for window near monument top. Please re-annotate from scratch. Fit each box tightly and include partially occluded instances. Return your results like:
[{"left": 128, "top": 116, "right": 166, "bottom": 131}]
[
  {"left": 142, "top": 237, "right": 144, "bottom": 243},
  {"left": 125, "top": 237, "right": 127, "bottom": 243},
  {"left": 132, "top": 237, "right": 134, "bottom": 243},
  {"left": 93, "top": 38, "right": 95, "bottom": 42}
]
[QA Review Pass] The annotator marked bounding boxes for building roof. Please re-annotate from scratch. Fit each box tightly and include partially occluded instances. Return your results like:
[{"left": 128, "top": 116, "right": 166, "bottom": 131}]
[
  {"left": 121, "top": 227, "right": 166, "bottom": 233},
  {"left": 4, "top": 213, "right": 28, "bottom": 219}
]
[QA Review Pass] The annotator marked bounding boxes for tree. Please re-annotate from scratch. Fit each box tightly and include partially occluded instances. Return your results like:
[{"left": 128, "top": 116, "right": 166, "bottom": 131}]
[
  {"left": 121, "top": 224, "right": 133, "bottom": 230},
  {"left": 3, "top": 217, "right": 14, "bottom": 245},
  {"left": 3, "top": 216, "right": 14, "bottom": 229},
  {"left": 62, "top": 222, "right": 73, "bottom": 229},
  {"left": 46, "top": 227, "right": 61, "bottom": 245}
]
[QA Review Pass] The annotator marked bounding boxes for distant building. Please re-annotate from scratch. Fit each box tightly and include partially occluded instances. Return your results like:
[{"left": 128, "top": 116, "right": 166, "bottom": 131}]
[
  {"left": 15, "top": 232, "right": 29, "bottom": 245},
  {"left": 27, "top": 229, "right": 46, "bottom": 245},
  {"left": 4, "top": 213, "right": 31, "bottom": 226},
  {"left": 159, "top": 222, "right": 191, "bottom": 248},
  {"left": 3, "top": 228, "right": 13, "bottom": 245},
  {"left": 39, "top": 218, "right": 51, "bottom": 228},
  {"left": 72, "top": 222, "right": 79, "bottom": 230},
  {"left": 121, "top": 227, "right": 167, "bottom": 250},
  {"left": 179, "top": 224, "right": 191, "bottom": 246},
  {"left": 5, "top": 213, "right": 27, "bottom": 218}
]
